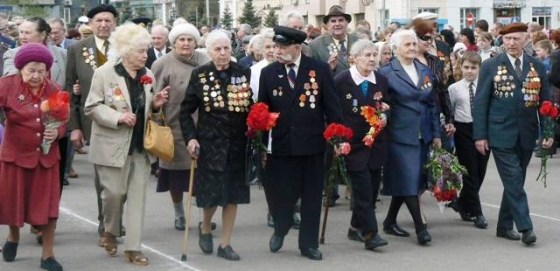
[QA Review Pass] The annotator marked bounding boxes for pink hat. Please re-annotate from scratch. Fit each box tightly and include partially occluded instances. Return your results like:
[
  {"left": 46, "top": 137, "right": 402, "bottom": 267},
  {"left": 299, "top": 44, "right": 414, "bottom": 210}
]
[{"left": 14, "top": 43, "right": 53, "bottom": 70}]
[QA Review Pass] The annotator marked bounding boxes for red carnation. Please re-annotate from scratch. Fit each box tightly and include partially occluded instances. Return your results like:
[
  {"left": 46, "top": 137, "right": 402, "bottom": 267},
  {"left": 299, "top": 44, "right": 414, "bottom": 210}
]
[{"left": 140, "top": 74, "right": 153, "bottom": 85}]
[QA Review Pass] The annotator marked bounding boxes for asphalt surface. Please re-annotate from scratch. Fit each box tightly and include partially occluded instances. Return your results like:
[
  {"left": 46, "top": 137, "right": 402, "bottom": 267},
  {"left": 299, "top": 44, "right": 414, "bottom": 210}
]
[{"left": 1, "top": 148, "right": 560, "bottom": 271}]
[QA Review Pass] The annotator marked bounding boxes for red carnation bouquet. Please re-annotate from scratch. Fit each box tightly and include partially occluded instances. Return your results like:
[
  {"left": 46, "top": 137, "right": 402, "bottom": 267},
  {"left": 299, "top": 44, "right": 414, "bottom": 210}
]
[
  {"left": 536, "top": 100, "right": 558, "bottom": 187},
  {"left": 246, "top": 102, "right": 280, "bottom": 151},
  {"left": 40, "top": 90, "right": 70, "bottom": 154},
  {"left": 425, "top": 146, "right": 466, "bottom": 211},
  {"left": 360, "top": 102, "right": 386, "bottom": 147},
  {"left": 323, "top": 123, "right": 353, "bottom": 191}
]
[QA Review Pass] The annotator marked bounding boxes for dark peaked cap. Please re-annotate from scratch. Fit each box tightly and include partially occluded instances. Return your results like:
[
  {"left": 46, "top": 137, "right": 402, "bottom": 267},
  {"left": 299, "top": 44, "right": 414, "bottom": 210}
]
[
  {"left": 87, "top": 4, "right": 119, "bottom": 19},
  {"left": 273, "top": 26, "right": 307, "bottom": 45}
]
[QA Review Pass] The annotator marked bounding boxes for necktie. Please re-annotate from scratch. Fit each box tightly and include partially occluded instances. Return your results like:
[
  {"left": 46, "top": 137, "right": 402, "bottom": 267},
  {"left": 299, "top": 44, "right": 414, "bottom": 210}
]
[
  {"left": 468, "top": 82, "right": 475, "bottom": 115},
  {"left": 103, "top": 40, "right": 110, "bottom": 55},
  {"left": 514, "top": 58, "right": 522, "bottom": 77},
  {"left": 360, "top": 81, "right": 368, "bottom": 97},
  {"left": 339, "top": 40, "right": 347, "bottom": 62},
  {"left": 287, "top": 63, "right": 296, "bottom": 89},
  {"left": 157, "top": 51, "right": 163, "bottom": 58}
]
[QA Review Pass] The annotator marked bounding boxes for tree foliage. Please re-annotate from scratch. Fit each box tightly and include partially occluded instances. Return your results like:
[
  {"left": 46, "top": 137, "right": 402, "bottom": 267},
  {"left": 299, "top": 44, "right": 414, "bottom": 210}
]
[
  {"left": 221, "top": 5, "right": 233, "bottom": 29},
  {"left": 263, "top": 8, "right": 278, "bottom": 28},
  {"left": 238, "top": 0, "right": 261, "bottom": 29}
]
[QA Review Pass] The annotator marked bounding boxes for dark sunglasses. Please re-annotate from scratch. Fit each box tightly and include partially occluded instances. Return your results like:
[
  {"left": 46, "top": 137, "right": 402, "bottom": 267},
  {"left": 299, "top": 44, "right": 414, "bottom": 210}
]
[{"left": 418, "top": 35, "right": 433, "bottom": 42}]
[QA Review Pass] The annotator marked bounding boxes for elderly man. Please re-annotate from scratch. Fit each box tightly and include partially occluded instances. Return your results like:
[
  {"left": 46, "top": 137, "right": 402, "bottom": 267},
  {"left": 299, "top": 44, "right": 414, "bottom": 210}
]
[
  {"left": 473, "top": 22, "right": 552, "bottom": 245},
  {"left": 65, "top": 4, "right": 120, "bottom": 238},
  {"left": 279, "top": 10, "right": 311, "bottom": 56},
  {"left": 235, "top": 23, "right": 252, "bottom": 59},
  {"left": 490, "top": 22, "right": 504, "bottom": 47},
  {"left": 309, "top": 5, "right": 358, "bottom": 75},
  {"left": 49, "top": 18, "right": 74, "bottom": 49},
  {"left": 259, "top": 26, "right": 344, "bottom": 260},
  {"left": 146, "top": 24, "right": 170, "bottom": 69}
]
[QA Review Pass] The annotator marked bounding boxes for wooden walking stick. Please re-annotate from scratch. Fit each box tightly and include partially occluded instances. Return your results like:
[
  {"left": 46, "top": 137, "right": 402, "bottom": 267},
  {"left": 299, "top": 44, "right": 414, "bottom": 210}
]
[{"left": 181, "top": 156, "right": 197, "bottom": 261}]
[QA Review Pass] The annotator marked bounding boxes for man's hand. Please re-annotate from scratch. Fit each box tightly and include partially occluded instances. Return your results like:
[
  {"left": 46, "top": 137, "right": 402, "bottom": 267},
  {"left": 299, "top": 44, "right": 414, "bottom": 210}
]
[
  {"left": 70, "top": 129, "right": 85, "bottom": 149},
  {"left": 444, "top": 123, "right": 456, "bottom": 136},
  {"left": 327, "top": 52, "right": 338, "bottom": 71},
  {"left": 72, "top": 80, "right": 81, "bottom": 95},
  {"left": 475, "top": 139, "right": 489, "bottom": 155},
  {"left": 432, "top": 138, "right": 442, "bottom": 148}
]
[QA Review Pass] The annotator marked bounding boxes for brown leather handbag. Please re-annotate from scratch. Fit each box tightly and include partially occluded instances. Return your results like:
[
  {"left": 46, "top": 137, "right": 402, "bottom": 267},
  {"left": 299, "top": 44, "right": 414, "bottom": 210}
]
[{"left": 144, "top": 111, "right": 174, "bottom": 161}]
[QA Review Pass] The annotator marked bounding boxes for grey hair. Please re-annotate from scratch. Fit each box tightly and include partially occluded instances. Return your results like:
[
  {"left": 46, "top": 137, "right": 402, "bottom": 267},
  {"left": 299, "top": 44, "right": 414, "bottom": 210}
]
[
  {"left": 390, "top": 29, "right": 417, "bottom": 52},
  {"left": 205, "top": 29, "right": 231, "bottom": 49},
  {"left": 353, "top": 28, "right": 372, "bottom": 40},
  {"left": 239, "top": 23, "right": 253, "bottom": 35},
  {"left": 249, "top": 34, "right": 265, "bottom": 54},
  {"left": 279, "top": 10, "right": 304, "bottom": 27},
  {"left": 349, "top": 39, "right": 378, "bottom": 57},
  {"left": 48, "top": 17, "right": 66, "bottom": 29},
  {"left": 150, "top": 24, "right": 169, "bottom": 36}
]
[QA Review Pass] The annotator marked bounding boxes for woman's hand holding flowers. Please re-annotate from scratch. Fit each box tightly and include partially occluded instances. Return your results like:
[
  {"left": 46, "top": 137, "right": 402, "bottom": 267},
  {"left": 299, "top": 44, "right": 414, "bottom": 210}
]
[{"left": 43, "top": 128, "right": 58, "bottom": 142}]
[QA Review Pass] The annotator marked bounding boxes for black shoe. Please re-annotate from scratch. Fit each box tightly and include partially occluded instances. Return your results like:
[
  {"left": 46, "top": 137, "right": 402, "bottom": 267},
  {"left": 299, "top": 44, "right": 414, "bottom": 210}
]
[
  {"left": 198, "top": 222, "right": 217, "bottom": 231},
  {"left": 347, "top": 228, "right": 366, "bottom": 243},
  {"left": 2, "top": 240, "right": 18, "bottom": 262},
  {"left": 300, "top": 248, "right": 322, "bottom": 260},
  {"left": 383, "top": 224, "right": 410, "bottom": 237},
  {"left": 496, "top": 229, "right": 521, "bottom": 241},
  {"left": 62, "top": 179, "right": 69, "bottom": 186},
  {"left": 217, "top": 245, "right": 240, "bottom": 261},
  {"left": 269, "top": 234, "right": 284, "bottom": 253},
  {"left": 450, "top": 201, "right": 474, "bottom": 222},
  {"left": 365, "top": 234, "right": 388, "bottom": 250},
  {"left": 40, "top": 257, "right": 63, "bottom": 271},
  {"left": 292, "top": 212, "right": 301, "bottom": 229},
  {"left": 417, "top": 230, "right": 432, "bottom": 245},
  {"left": 199, "top": 227, "right": 213, "bottom": 254},
  {"left": 174, "top": 216, "right": 186, "bottom": 231},
  {"left": 474, "top": 215, "right": 488, "bottom": 229},
  {"left": 119, "top": 225, "right": 126, "bottom": 237},
  {"left": 521, "top": 230, "right": 537, "bottom": 245},
  {"left": 267, "top": 213, "right": 275, "bottom": 227}
]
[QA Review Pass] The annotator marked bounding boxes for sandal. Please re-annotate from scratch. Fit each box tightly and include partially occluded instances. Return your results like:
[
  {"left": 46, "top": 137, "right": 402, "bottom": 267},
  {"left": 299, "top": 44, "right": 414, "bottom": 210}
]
[
  {"left": 124, "top": 250, "right": 149, "bottom": 266},
  {"left": 102, "top": 232, "right": 117, "bottom": 256}
]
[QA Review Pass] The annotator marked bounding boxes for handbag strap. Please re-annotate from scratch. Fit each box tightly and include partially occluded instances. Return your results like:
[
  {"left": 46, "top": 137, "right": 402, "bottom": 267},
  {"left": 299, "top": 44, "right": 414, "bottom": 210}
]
[{"left": 149, "top": 109, "right": 168, "bottom": 127}]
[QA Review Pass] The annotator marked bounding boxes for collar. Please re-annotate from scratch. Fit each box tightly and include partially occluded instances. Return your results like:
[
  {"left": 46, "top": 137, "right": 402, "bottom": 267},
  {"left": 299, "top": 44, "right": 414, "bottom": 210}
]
[
  {"left": 350, "top": 65, "right": 376, "bottom": 85},
  {"left": 507, "top": 52, "right": 524, "bottom": 67},
  {"left": 286, "top": 53, "right": 302, "bottom": 69},
  {"left": 463, "top": 77, "right": 478, "bottom": 87},
  {"left": 154, "top": 47, "right": 166, "bottom": 54},
  {"left": 93, "top": 35, "right": 107, "bottom": 52},
  {"left": 332, "top": 35, "right": 349, "bottom": 46}
]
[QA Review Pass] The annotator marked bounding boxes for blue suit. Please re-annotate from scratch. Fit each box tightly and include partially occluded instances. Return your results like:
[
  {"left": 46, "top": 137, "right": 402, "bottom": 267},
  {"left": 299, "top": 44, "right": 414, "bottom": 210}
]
[
  {"left": 378, "top": 58, "right": 441, "bottom": 196},
  {"left": 473, "top": 52, "right": 551, "bottom": 232}
]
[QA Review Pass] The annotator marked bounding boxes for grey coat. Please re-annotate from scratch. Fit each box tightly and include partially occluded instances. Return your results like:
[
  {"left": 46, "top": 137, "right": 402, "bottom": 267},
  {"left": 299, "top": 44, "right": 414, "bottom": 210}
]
[{"left": 151, "top": 50, "right": 211, "bottom": 170}]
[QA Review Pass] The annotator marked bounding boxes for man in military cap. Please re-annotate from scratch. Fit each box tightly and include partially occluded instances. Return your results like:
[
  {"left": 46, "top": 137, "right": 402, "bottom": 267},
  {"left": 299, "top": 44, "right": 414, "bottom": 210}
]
[
  {"left": 131, "top": 17, "right": 152, "bottom": 28},
  {"left": 309, "top": 5, "right": 358, "bottom": 76},
  {"left": 65, "top": 3, "right": 120, "bottom": 238},
  {"left": 473, "top": 22, "right": 552, "bottom": 245},
  {"left": 259, "top": 26, "right": 344, "bottom": 260}
]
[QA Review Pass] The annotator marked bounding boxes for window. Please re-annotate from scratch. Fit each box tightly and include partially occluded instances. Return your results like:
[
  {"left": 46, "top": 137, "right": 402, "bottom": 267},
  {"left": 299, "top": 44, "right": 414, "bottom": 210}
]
[
  {"left": 532, "top": 7, "right": 551, "bottom": 29},
  {"left": 63, "top": 8, "right": 71, "bottom": 24},
  {"left": 418, "top": 8, "right": 438, "bottom": 14},
  {"left": 379, "top": 9, "right": 389, "bottom": 28},
  {"left": 460, "top": 8, "right": 479, "bottom": 29}
]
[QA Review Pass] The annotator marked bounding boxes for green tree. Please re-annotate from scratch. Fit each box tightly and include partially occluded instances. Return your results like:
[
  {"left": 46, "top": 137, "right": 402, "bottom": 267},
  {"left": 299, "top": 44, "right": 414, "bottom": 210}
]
[
  {"left": 119, "top": 2, "right": 133, "bottom": 24},
  {"left": 263, "top": 8, "right": 278, "bottom": 28},
  {"left": 221, "top": 5, "right": 233, "bottom": 29},
  {"left": 238, "top": 0, "right": 261, "bottom": 29}
]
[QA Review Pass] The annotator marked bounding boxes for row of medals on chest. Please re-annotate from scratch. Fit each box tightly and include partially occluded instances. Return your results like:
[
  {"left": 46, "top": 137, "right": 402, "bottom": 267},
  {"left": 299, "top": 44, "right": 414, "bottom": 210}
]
[
  {"left": 299, "top": 79, "right": 319, "bottom": 108},
  {"left": 201, "top": 73, "right": 250, "bottom": 112},
  {"left": 493, "top": 64, "right": 541, "bottom": 98}
]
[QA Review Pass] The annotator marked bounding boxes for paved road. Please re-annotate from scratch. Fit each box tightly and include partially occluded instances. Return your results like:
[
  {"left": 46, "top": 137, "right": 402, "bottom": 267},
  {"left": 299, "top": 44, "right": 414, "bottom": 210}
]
[{"left": 1, "top": 149, "right": 560, "bottom": 271}]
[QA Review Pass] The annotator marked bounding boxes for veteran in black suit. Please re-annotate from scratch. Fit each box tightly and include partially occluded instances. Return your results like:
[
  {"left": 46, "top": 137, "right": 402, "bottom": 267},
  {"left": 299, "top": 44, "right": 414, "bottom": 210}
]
[
  {"left": 179, "top": 29, "right": 252, "bottom": 261},
  {"left": 334, "top": 39, "right": 389, "bottom": 251},
  {"left": 259, "top": 26, "right": 344, "bottom": 260},
  {"left": 146, "top": 25, "right": 171, "bottom": 69},
  {"left": 473, "top": 23, "right": 553, "bottom": 245}
]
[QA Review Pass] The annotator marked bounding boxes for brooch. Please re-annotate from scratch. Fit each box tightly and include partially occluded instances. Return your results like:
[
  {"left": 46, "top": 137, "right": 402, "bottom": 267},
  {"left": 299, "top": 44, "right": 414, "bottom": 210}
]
[
  {"left": 18, "top": 94, "right": 24, "bottom": 101},
  {"left": 421, "top": 75, "right": 432, "bottom": 90}
]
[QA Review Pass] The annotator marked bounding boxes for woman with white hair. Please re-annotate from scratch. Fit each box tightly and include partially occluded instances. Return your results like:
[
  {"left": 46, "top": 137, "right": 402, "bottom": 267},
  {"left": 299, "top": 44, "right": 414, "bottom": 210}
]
[
  {"left": 151, "top": 22, "right": 211, "bottom": 231},
  {"left": 334, "top": 39, "right": 390, "bottom": 251},
  {"left": 179, "top": 29, "right": 252, "bottom": 261},
  {"left": 238, "top": 34, "right": 264, "bottom": 68},
  {"left": 249, "top": 30, "right": 275, "bottom": 99},
  {"left": 377, "top": 29, "right": 441, "bottom": 245},
  {"left": 84, "top": 23, "right": 169, "bottom": 266}
]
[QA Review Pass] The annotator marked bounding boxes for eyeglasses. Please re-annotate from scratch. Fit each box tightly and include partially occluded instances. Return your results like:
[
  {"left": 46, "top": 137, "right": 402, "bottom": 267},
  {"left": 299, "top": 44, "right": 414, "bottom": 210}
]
[{"left": 418, "top": 35, "right": 433, "bottom": 42}]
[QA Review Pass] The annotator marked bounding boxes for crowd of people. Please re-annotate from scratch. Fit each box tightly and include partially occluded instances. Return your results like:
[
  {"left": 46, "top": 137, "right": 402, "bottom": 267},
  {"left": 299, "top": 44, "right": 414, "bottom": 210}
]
[{"left": 0, "top": 3, "right": 558, "bottom": 270}]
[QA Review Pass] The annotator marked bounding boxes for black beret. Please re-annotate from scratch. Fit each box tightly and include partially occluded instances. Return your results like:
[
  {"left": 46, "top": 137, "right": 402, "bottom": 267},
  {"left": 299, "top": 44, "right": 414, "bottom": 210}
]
[
  {"left": 87, "top": 4, "right": 118, "bottom": 19},
  {"left": 273, "top": 26, "right": 307, "bottom": 45},
  {"left": 131, "top": 17, "right": 152, "bottom": 26}
]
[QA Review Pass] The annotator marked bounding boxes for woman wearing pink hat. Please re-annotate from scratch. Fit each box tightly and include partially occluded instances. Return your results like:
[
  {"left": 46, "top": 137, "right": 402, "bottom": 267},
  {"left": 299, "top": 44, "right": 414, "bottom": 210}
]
[{"left": 0, "top": 42, "right": 65, "bottom": 271}]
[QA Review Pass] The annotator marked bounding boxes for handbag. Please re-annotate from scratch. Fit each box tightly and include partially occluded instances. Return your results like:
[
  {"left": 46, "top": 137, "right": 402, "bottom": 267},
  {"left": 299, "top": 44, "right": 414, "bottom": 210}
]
[
  {"left": 144, "top": 110, "right": 174, "bottom": 162},
  {"left": 245, "top": 139, "right": 262, "bottom": 185}
]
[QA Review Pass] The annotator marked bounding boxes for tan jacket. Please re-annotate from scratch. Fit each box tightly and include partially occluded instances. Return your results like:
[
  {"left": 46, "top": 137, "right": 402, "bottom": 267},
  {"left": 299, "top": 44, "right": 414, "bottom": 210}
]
[{"left": 84, "top": 60, "right": 157, "bottom": 168}]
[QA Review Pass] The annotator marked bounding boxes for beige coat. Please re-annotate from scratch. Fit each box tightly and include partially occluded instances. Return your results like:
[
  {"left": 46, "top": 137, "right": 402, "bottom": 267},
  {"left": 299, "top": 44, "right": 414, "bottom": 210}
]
[
  {"left": 151, "top": 50, "right": 211, "bottom": 170},
  {"left": 84, "top": 60, "right": 157, "bottom": 168}
]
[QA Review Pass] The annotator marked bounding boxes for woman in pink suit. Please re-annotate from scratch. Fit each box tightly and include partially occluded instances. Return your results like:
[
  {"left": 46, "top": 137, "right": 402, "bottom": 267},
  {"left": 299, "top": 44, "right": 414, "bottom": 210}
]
[{"left": 0, "top": 43, "right": 66, "bottom": 271}]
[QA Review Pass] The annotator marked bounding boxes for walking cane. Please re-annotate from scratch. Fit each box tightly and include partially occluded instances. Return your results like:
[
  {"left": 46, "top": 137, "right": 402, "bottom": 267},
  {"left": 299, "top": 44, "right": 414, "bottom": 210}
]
[
  {"left": 320, "top": 189, "right": 331, "bottom": 244},
  {"left": 181, "top": 154, "right": 197, "bottom": 261}
]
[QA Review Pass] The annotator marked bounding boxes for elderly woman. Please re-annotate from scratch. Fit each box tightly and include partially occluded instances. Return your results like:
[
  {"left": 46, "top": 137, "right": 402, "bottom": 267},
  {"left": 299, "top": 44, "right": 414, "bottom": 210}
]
[
  {"left": 238, "top": 34, "right": 262, "bottom": 68},
  {"left": 376, "top": 41, "right": 392, "bottom": 66},
  {"left": 334, "top": 39, "right": 390, "bottom": 251},
  {"left": 378, "top": 29, "right": 441, "bottom": 245},
  {"left": 151, "top": 22, "right": 211, "bottom": 231},
  {"left": 249, "top": 30, "right": 275, "bottom": 100},
  {"left": 84, "top": 23, "right": 169, "bottom": 266},
  {"left": 0, "top": 43, "right": 65, "bottom": 271},
  {"left": 179, "top": 29, "right": 252, "bottom": 261}
]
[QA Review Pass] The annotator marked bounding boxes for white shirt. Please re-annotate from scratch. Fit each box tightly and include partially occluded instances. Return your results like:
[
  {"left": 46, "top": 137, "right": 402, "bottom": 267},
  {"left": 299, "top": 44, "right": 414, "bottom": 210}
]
[
  {"left": 250, "top": 59, "right": 272, "bottom": 101},
  {"left": 284, "top": 53, "right": 302, "bottom": 77},
  {"left": 154, "top": 47, "right": 167, "bottom": 58},
  {"left": 402, "top": 62, "right": 419, "bottom": 86},
  {"left": 507, "top": 52, "right": 523, "bottom": 71},
  {"left": 449, "top": 78, "right": 478, "bottom": 123}
]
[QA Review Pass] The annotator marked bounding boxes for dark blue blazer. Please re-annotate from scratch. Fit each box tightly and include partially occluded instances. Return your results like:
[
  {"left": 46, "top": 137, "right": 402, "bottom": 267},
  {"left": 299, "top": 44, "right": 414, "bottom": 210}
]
[
  {"left": 334, "top": 69, "right": 389, "bottom": 172},
  {"left": 258, "top": 54, "right": 344, "bottom": 156},
  {"left": 378, "top": 58, "right": 441, "bottom": 146},
  {"left": 473, "top": 52, "right": 551, "bottom": 150}
]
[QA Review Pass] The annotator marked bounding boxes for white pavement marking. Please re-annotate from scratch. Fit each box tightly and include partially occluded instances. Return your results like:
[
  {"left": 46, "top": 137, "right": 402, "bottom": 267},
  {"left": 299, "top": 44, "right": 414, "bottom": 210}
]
[
  {"left": 59, "top": 206, "right": 203, "bottom": 271},
  {"left": 481, "top": 202, "right": 560, "bottom": 222}
]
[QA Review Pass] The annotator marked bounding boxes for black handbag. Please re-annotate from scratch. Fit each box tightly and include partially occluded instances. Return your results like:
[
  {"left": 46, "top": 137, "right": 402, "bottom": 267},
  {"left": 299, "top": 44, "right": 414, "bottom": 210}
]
[{"left": 245, "top": 140, "right": 262, "bottom": 185}]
